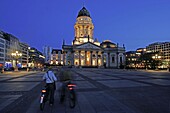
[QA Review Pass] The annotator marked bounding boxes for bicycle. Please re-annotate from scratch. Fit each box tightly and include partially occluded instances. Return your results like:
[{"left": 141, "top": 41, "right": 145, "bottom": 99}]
[
  {"left": 40, "top": 87, "right": 46, "bottom": 111},
  {"left": 59, "top": 81, "right": 76, "bottom": 108}
]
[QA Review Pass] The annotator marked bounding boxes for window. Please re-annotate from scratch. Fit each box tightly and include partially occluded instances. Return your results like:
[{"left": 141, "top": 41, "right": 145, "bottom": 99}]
[
  {"left": 98, "top": 55, "right": 101, "bottom": 58},
  {"left": 120, "top": 56, "right": 122, "bottom": 64},
  {"left": 112, "top": 56, "right": 115, "bottom": 63}
]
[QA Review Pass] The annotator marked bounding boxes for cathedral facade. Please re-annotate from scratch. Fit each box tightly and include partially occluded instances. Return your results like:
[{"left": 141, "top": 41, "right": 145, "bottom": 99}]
[{"left": 62, "top": 7, "right": 125, "bottom": 68}]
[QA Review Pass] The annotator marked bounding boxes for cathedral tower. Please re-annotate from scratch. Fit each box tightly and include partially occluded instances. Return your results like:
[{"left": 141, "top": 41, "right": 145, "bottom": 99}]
[{"left": 73, "top": 7, "right": 94, "bottom": 45}]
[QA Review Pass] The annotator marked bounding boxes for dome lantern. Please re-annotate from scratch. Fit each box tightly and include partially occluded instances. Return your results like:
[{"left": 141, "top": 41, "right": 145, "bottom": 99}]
[{"left": 77, "top": 7, "right": 91, "bottom": 18}]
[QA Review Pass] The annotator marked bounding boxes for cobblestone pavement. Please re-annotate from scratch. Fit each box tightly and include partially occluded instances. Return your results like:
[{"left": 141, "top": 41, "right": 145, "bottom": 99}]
[{"left": 0, "top": 69, "right": 170, "bottom": 113}]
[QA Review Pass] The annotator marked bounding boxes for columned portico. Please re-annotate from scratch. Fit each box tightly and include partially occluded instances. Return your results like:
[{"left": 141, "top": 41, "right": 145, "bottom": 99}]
[{"left": 72, "top": 49, "right": 103, "bottom": 67}]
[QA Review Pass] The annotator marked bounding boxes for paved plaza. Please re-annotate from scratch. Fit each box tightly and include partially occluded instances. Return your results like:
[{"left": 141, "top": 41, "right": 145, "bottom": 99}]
[{"left": 0, "top": 69, "right": 170, "bottom": 113}]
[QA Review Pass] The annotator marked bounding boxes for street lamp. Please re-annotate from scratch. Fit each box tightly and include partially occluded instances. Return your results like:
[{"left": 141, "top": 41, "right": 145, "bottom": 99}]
[
  {"left": 11, "top": 51, "right": 22, "bottom": 71},
  {"left": 152, "top": 54, "right": 161, "bottom": 70},
  {"left": 167, "top": 60, "right": 170, "bottom": 72},
  {"left": 27, "top": 47, "right": 30, "bottom": 72}
]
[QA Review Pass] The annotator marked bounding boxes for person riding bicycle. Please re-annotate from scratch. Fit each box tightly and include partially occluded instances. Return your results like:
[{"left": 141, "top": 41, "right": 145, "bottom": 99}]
[
  {"left": 43, "top": 67, "right": 57, "bottom": 106},
  {"left": 58, "top": 68, "right": 73, "bottom": 102}
]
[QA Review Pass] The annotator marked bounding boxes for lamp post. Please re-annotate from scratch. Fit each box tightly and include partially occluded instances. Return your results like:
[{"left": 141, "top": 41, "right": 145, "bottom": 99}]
[
  {"left": 11, "top": 51, "right": 22, "bottom": 71},
  {"left": 152, "top": 54, "right": 161, "bottom": 70},
  {"left": 27, "top": 47, "right": 30, "bottom": 72},
  {"left": 167, "top": 60, "right": 170, "bottom": 72}
]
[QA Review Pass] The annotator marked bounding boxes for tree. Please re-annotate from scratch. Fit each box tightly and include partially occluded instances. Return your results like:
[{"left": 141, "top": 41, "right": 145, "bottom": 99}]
[{"left": 139, "top": 52, "right": 155, "bottom": 69}]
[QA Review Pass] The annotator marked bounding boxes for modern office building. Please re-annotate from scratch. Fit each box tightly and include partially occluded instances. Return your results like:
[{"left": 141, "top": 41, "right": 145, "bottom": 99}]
[
  {"left": 6, "top": 33, "right": 21, "bottom": 68},
  {"left": 62, "top": 7, "right": 126, "bottom": 68},
  {"left": 126, "top": 48, "right": 146, "bottom": 68},
  {"left": 43, "top": 46, "right": 52, "bottom": 64},
  {"left": 0, "top": 31, "right": 5, "bottom": 68},
  {"left": 146, "top": 42, "right": 170, "bottom": 68},
  {"left": 19, "top": 42, "right": 29, "bottom": 68},
  {"left": 28, "top": 47, "right": 45, "bottom": 68},
  {"left": 1, "top": 30, "right": 45, "bottom": 70}
]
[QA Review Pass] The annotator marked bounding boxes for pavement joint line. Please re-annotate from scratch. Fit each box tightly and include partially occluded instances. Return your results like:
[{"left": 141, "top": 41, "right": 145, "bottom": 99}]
[
  {"left": 0, "top": 72, "right": 43, "bottom": 82},
  {"left": 0, "top": 81, "right": 42, "bottom": 83},
  {"left": 89, "top": 70, "right": 170, "bottom": 87},
  {"left": 0, "top": 91, "right": 28, "bottom": 95},
  {"left": 73, "top": 70, "right": 112, "bottom": 91},
  {"left": 0, "top": 81, "right": 43, "bottom": 113}
]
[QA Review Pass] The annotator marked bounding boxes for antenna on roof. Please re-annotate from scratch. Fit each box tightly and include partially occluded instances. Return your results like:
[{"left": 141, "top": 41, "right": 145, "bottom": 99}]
[
  {"left": 83, "top": 1, "right": 85, "bottom": 7},
  {"left": 63, "top": 39, "right": 65, "bottom": 45}
]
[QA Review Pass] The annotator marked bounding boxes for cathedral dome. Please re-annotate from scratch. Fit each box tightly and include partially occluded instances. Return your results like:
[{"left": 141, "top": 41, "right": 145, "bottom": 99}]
[
  {"left": 77, "top": 7, "right": 91, "bottom": 18},
  {"left": 101, "top": 40, "right": 116, "bottom": 48}
]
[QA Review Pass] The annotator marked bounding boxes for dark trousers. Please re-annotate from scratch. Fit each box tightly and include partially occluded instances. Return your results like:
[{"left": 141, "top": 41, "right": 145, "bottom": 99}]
[{"left": 45, "top": 83, "right": 55, "bottom": 104}]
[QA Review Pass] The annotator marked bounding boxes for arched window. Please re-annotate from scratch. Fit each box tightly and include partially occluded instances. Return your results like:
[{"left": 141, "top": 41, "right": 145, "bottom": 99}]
[
  {"left": 111, "top": 55, "right": 115, "bottom": 63},
  {"left": 120, "top": 56, "right": 123, "bottom": 64}
]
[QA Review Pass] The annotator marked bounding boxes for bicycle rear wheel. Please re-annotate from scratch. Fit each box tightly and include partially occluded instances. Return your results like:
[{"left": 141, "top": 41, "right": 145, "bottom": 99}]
[
  {"left": 69, "top": 90, "right": 76, "bottom": 108},
  {"left": 40, "top": 96, "right": 45, "bottom": 110},
  {"left": 40, "top": 103, "right": 45, "bottom": 110}
]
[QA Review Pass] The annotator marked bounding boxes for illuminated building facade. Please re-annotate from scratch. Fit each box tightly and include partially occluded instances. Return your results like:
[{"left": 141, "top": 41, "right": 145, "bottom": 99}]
[
  {"left": 0, "top": 31, "right": 5, "bottom": 68},
  {"left": 19, "top": 42, "right": 29, "bottom": 68},
  {"left": 28, "top": 47, "right": 45, "bottom": 68},
  {"left": 126, "top": 48, "right": 146, "bottom": 68},
  {"left": 62, "top": 7, "right": 126, "bottom": 68},
  {"left": 50, "top": 49, "right": 63, "bottom": 65},
  {"left": 146, "top": 42, "right": 170, "bottom": 68}
]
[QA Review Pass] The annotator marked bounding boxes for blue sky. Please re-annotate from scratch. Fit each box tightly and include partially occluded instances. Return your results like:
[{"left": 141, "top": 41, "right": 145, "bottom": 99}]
[{"left": 0, "top": 0, "right": 170, "bottom": 51}]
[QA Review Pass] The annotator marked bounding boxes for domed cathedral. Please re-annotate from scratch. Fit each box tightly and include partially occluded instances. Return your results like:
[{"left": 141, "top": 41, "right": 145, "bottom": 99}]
[{"left": 62, "top": 6, "right": 126, "bottom": 68}]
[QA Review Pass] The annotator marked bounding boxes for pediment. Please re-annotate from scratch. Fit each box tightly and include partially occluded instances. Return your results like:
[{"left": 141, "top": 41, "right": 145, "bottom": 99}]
[{"left": 76, "top": 42, "right": 101, "bottom": 49}]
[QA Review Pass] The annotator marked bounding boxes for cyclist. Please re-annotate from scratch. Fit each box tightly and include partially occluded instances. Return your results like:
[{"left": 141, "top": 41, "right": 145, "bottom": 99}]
[
  {"left": 43, "top": 67, "right": 57, "bottom": 106},
  {"left": 58, "top": 68, "right": 73, "bottom": 102}
]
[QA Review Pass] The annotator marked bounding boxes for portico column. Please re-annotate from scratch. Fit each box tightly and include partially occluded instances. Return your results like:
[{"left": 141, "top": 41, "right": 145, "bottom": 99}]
[
  {"left": 102, "top": 52, "right": 104, "bottom": 66},
  {"left": 79, "top": 51, "right": 81, "bottom": 66},
  {"left": 85, "top": 51, "right": 87, "bottom": 66},
  {"left": 123, "top": 53, "right": 126, "bottom": 68},
  {"left": 72, "top": 51, "right": 74, "bottom": 66},
  {"left": 90, "top": 51, "right": 93, "bottom": 66},
  {"left": 108, "top": 53, "right": 110, "bottom": 68},
  {"left": 117, "top": 52, "right": 119, "bottom": 68},
  {"left": 63, "top": 51, "right": 65, "bottom": 65},
  {"left": 65, "top": 51, "right": 68, "bottom": 65},
  {"left": 96, "top": 51, "right": 98, "bottom": 66}
]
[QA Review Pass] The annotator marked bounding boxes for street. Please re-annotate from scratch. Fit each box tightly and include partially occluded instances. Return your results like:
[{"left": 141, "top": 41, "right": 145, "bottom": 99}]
[{"left": 0, "top": 69, "right": 170, "bottom": 113}]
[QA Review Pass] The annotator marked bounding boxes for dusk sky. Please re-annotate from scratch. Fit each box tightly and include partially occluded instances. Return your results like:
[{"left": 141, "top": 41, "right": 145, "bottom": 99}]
[{"left": 0, "top": 0, "right": 170, "bottom": 52}]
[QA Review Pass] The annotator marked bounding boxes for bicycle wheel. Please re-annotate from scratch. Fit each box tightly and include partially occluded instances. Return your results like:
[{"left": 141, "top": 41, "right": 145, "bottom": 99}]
[
  {"left": 40, "top": 96, "right": 45, "bottom": 110},
  {"left": 69, "top": 90, "right": 76, "bottom": 108},
  {"left": 40, "top": 103, "right": 45, "bottom": 110}
]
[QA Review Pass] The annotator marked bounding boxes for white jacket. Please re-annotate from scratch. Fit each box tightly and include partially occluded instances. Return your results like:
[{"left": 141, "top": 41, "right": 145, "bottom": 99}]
[{"left": 43, "top": 71, "right": 57, "bottom": 83}]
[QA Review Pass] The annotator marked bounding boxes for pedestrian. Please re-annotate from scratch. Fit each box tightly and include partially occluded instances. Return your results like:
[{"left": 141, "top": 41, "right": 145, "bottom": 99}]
[{"left": 43, "top": 67, "right": 57, "bottom": 106}]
